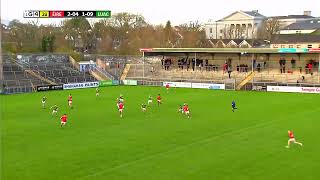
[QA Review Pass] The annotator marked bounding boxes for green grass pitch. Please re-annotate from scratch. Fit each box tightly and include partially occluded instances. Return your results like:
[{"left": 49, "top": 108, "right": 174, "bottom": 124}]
[{"left": 1, "top": 86, "right": 320, "bottom": 180}]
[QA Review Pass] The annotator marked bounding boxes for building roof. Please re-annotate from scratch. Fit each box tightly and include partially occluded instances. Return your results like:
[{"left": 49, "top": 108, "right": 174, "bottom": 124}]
[
  {"left": 218, "top": 10, "right": 266, "bottom": 22},
  {"left": 270, "top": 15, "right": 314, "bottom": 20},
  {"left": 282, "top": 18, "right": 320, "bottom": 30},
  {"left": 271, "top": 34, "right": 320, "bottom": 44},
  {"left": 242, "top": 11, "right": 266, "bottom": 18}
]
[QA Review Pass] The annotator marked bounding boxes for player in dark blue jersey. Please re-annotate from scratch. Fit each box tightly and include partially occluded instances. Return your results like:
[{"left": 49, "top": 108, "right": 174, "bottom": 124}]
[{"left": 232, "top": 100, "right": 237, "bottom": 112}]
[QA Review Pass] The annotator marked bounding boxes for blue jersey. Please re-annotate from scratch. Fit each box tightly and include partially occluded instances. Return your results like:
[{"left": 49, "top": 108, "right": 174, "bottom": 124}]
[{"left": 232, "top": 101, "right": 236, "bottom": 107}]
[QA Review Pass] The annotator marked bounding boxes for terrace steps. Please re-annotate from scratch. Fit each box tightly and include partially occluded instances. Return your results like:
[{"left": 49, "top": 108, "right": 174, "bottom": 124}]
[
  {"left": 24, "top": 69, "right": 56, "bottom": 85},
  {"left": 121, "top": 64, "right": 131, "bottom": 80}
]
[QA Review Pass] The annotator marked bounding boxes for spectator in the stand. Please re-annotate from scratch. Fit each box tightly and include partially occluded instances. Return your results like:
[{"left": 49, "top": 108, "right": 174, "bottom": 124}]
[
  {"left": 227, "top": 65, "right": 232, "bottom": 79},
  {"left": 187, "top": 60, "right": 190, "bottom": 71},
  {"left": 192, "top": 59, "right": 195, "bottom": 71},
  {"left": 223, "top": 63, "right": 228, "bottom": 73},
  {"left": 279, "top": 60, "right": 282, "bottom": 73},
  {"left": 161, "top": 59, "right": 164, "bottom": 69},
  {"left": 257, "top": 63, "right": 261, "bottom": 73},
  {"left": 308, "top": 63, "right": 313, "bottom": 75},
  {"left": 291, "top": 58, "right": 296, "bottom": 69}
]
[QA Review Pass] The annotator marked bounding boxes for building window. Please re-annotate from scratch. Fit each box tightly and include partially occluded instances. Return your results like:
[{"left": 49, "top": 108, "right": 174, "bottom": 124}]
[
  {"left": 296, "top": 45, "right": 301, "bottom": 48},
  {"left": 220, "top": 29, "right": 223, "bottom": 33},
  {"left": 281, "top": 45, "right": 286, "bottom": 48},
  {"left": 307, "top": 44, "right": 312, "bottom": 48},
  {"left": 209, "top": 28, "right": 212, "bottom": 33},
  {"left": 289, "top": 45, "right": 293, "bottom": 48}
]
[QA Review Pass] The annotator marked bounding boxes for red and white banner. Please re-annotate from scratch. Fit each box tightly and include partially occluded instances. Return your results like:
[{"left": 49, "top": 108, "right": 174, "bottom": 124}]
[
  {"left": 309, "top": 48, "right": 320, "bottom": 52},
  {"left": 267, "top": 86, "right": 320, "bottom": 94}
]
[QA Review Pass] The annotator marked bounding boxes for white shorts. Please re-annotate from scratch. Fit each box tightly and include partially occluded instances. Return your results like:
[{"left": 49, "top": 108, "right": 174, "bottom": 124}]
[
  {"left": 157, "top": 100, "right": 161, "bottom": 103},
  {"left": 185, "top": 111, "right": 190, "bottom": 114},
  {"left": 142, "top": 108, "right": 146, "bottom": 111},
  {"left": 61, "top": 121, "right": 66, "bottom": 125},
  {"left": 148, "top": 100, "right": 152, "bottom": 103},
  {"left": 52, "top": 110, "right": 57, "bottom": 113},
  {"left": 119, "top": 109, "right": 123, "bottom": 112},
  {"left": 96, "top": 93, "right": 99, "bottom": 96},
  {"left": 289, "top": 138, "right": 296, "bottom": 142},
  {"left": 42, "top": 101, "right": 45, "bottom": 104},
  {"left": 68, "top": 101, "right": 72, "bottom": 105}
]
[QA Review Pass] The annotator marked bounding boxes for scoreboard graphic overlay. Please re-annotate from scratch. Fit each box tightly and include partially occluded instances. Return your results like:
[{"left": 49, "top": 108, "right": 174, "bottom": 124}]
[{"left": 24, "top": 10, "right": 111, "bottom": 18}]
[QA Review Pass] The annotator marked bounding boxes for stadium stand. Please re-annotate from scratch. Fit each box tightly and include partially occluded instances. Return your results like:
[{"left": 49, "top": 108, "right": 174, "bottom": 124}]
[
  {"left": 2, "top": 55, "right": 48, "bottom": 93},
  {"left": 96, "top": 55, "right": 134, "bottom": 80},
  {"left": 16, "top": 54, "right": 96, "bottom": 84}
]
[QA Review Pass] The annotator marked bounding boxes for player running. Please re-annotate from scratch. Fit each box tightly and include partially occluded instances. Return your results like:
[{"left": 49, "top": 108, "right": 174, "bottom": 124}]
[
  {"left": 157, "top": 94, "right": 162, "bottom": 106},
  {"left": 41, "top": 96, "right": 47, "bottom": 109},
  {"left": 68, "top": 94, "right": 73, "bottom": 109},
  {"left": 96, "top": 87, "right": 100, "bottom": 97},
  {"left": 165, "top": 84, "right": 170, "bottom": 93},
  {"left": 60, "top": 114, "right": 68, "bottom": 128},
  {"left": 286, "top": 130, "right": 303, "bottom": 148},
  {"left": 118, "top": 102, "right": 124, "bottom": 118},
  {"left": 50, "top": 104, "right": 59, "bottom": 116},
  {"left": 141, "top": 103, "right": 147, "bottom": 112},
  {"left": 183, "top": 103, "right": 191, "bottom": 118},
  {"left": 147, "top": 95, "right": 153, "bottom": 105},
  {"left": 117, "top": 95, "right": 125, "bottom": 109},
  {"left": 178, "top": 105, "right": 184, "bottom": 114},
  {"left": 232, "top": 100, "right": 237, "bottom": 112}
]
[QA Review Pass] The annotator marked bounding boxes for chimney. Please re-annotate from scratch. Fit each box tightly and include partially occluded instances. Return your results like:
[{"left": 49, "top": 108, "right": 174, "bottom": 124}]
[{"left": 303, "top": 11, "right": 311, "bottom": 16}]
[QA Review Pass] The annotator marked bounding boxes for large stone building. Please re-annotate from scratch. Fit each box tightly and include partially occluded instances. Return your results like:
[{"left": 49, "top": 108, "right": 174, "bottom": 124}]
[
  {"left": 205, "top": 10, "right": 315, "bottom": 40},
  {"left": 205, "top": 10, "right": 265, "bottom": 40}
]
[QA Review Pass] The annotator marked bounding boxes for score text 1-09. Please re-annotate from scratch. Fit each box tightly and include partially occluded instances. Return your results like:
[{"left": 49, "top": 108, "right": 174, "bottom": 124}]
[{"left": 23, "top": 10, "right": 111, "bottom": 18}]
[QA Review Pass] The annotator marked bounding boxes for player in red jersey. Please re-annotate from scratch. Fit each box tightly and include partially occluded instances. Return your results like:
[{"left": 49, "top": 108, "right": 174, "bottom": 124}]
[
  {"left": 68, "top": 94, "right": 73, "bottom": 109},
  {"left": 165, "top": 84, "right": 170, "bottom": 93},
  {"left": 60, "top": 114, "right": 68, "bottom": 127},
  {"left": 157, "top": 94, "right": 161, "bottom": 106},
  {"left": 183, "top": 103, "right": 191, "bottom": 118},
  {"left": 286, "top": 130, "right": 303, "bottom": 148},
  {"left": 118, "top": 102, "right": 124, "bottom": 118}
]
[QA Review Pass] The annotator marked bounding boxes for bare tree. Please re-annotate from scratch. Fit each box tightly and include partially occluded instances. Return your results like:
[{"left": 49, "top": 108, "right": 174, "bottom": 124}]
[{"left": 257, "top": 18, "right": 280, "bottom": 40}]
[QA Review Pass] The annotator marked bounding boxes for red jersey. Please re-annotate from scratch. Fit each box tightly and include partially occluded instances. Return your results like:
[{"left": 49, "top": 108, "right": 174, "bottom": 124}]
[
  {"left": 183, "top": 105, "right": 189, "bottom": 112},
  {"left": 119, "top": 103, "right": 124, "bottom": 109},
  {"left": 61, "top": 115, "right": 67, "bottom": 122},
  {"left": 157, "top": 96, "right": 161, "bottom": 100},
  {"left": 166, "top": 84, "right": 170, "bottom": 88},
  {"left": 288, "top": 131, "right": 294, "bottom": 138},
  {"left": 68, "top": 96, "right": 72, "bottom": 101}
]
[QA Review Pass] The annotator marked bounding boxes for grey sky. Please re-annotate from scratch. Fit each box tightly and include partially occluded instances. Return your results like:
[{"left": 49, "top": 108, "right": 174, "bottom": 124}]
[{"left": 1, "top": 0, "right": 319, "bottom": 25}]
